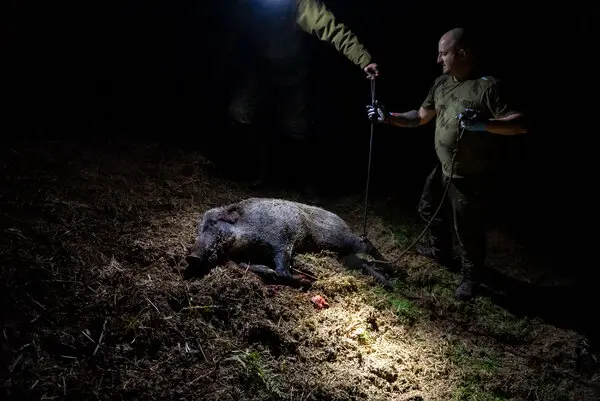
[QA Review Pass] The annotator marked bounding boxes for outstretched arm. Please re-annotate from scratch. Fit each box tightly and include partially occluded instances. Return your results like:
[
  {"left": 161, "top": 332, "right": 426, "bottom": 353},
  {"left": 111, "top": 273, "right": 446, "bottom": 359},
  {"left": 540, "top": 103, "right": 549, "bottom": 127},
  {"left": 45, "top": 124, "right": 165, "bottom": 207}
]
[
  {"left": 368, "top": 104, "right": 436, "bottom": 128},
  {"left": 470, "top": 81, "right": 529, "bottom": 135},
  {"left": 386, "top": 107, "right": 436, "bottom": 128},
  {"left": 483, "top": 112, "right": 528, "bottom": 135},
  {"left": 375, "top": 77, "right": 439, "bottom": 128},
  {"left": 296, "top": 0, "right": 373, "bottom": 70}
]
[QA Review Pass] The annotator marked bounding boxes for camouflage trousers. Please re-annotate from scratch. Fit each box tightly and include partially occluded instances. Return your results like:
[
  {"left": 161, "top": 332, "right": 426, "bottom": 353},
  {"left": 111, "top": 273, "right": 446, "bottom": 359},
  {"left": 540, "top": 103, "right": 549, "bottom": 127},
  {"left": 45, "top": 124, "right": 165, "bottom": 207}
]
[
  {"left": 228, "top": 64, "right": 312, "bottom": 185},
  {"left": 418, "top": 164, "right": 490, "bottom": 281}
]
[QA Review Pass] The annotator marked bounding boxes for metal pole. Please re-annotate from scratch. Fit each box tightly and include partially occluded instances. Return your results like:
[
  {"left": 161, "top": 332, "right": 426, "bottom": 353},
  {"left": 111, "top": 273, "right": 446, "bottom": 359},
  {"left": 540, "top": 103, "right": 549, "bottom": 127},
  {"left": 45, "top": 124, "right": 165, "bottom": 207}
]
[{"left": 362, "top": 77, "right": 376, "bottom": 238}]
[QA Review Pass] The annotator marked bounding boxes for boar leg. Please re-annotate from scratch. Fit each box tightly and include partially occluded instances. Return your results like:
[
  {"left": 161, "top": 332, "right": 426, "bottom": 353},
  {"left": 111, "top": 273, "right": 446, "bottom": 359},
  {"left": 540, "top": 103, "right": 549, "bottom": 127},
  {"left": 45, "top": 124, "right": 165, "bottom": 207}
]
[
  {"left": 342, "top": 254, "right": 393, "bottom": 290},
  {"left": 238, "top": 262, "right": 277, "bottom": 276},
  {"left": 273, "top": 246, "right": 293, "bottom": 278},
  {"left": 361, "top": 263, "right": 394, "bottom": 290},
  {"left": 238, "top": 262, "right": 312, "bottom": 289},
  {"left": 357, "top": 235, "right": 395, "bottom": 272},
  {"left": 358, "top": 235, "right": 386, "bottom": 260}
]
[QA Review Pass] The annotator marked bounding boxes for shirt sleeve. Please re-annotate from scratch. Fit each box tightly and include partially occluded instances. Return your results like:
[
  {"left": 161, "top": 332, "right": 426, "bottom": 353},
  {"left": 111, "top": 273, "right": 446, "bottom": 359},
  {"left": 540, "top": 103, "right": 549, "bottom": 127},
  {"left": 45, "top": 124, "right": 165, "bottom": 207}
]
[
  {"left": 482, "top": 80, "right": 511, "bottom": 118},
  {"left": 421, "top": 76, "right": 442, "bottom": 110},
  {"left": 296, "top": 0, "right": 372, "bottom": 69}
]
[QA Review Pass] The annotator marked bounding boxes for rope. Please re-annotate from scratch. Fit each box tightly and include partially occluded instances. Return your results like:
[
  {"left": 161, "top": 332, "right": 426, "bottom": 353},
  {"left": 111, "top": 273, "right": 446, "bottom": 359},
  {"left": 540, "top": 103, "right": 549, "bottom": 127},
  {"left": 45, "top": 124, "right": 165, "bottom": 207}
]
[
  {"left": 369, "top": 127, "right": 466, "bottom": 266},
  {"left": 359, "top": 78, "right": 470, "bottom": 267},
  {"left": 361, "top": 77, "right": 472, "bottom": 264}
]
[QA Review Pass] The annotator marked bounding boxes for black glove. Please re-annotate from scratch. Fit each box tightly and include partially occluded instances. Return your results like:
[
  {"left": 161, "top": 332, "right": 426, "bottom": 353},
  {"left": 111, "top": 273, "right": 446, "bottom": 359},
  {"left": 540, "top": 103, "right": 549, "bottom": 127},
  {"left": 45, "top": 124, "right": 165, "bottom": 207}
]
[
  {"left": 366, "top": 101, "right": 387, "bottom": 123},
  {"left": 456, "top": 108, "right": 487, "bottom": 132}
]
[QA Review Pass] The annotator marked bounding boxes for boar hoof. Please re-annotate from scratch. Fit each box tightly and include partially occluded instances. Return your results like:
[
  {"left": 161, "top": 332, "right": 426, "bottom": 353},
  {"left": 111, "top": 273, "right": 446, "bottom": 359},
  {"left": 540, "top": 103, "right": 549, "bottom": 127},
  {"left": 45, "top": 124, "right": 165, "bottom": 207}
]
[{"left": 275, "top": 267, "right": 292, "bottom": 279}]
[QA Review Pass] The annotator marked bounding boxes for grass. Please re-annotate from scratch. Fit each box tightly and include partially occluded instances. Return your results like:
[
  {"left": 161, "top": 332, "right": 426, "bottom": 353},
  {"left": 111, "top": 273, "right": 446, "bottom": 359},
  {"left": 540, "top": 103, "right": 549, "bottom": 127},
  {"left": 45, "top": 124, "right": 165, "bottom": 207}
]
[
  {"left": 225, "top": 348, "right": 284, "bottom": 397},
  {"left": 370, "top": 281, "right": 424, "bottom": 325},
  {"left": 1, "top": 138, "right": 598, "bottom": 401},
  {"left": 449, "top": 343, "right": 505, "bottom": 401}
]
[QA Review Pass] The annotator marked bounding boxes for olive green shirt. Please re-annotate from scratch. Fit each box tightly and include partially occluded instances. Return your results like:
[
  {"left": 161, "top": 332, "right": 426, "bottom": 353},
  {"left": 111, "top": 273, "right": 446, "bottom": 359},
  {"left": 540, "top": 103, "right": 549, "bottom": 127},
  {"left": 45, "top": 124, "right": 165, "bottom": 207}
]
[{"left": 421, "top": 75, "right": 511, "bottom": 178}]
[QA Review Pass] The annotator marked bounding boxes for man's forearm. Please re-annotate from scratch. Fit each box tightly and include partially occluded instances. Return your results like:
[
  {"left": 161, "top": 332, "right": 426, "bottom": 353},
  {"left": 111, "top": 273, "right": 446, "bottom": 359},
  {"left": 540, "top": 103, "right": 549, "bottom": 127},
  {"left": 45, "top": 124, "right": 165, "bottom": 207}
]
[
  {"left": 385, "top": 110, "right": 422, "bottom": 127},
  {"left": 485, "top": 113, "right": 528, "bottom": 135}
]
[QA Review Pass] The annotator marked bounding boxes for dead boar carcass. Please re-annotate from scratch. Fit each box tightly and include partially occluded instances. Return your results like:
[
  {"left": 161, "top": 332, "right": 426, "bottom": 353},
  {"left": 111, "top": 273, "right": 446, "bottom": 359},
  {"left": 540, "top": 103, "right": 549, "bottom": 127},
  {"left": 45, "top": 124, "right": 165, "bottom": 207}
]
[{"left": 184, "top": 197, "right": 392, "bottom": 288}]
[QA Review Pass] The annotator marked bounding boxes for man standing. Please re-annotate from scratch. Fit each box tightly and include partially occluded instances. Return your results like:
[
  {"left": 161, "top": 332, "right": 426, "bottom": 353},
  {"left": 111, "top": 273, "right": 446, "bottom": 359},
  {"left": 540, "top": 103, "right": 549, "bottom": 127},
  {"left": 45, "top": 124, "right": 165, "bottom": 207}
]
[
  {"left": 224, "top": 0, "right": 379, "bottom": 191},
  {"left": 367, "top": 27, "right": 527, "bottom": 301}
]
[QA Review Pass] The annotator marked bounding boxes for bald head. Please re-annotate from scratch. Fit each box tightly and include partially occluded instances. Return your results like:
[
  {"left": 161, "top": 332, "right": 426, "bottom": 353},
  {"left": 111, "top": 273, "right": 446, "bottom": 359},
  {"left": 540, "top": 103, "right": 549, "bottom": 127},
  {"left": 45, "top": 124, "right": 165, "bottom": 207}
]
[
  {"left": 437, "top": 27, "right": 477, "bottom": 79},
  {"left": 440, "top": 27, "right": 475, "bottom": 54}
]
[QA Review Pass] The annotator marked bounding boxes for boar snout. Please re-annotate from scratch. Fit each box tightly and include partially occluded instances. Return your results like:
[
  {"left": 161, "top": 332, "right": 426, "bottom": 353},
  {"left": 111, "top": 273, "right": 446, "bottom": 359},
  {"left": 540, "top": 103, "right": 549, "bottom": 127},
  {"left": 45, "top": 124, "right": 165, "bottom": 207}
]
[
  {"left": 182, "top": 254, "right": 207, "bottom": 279},
  {"left": 185, "top": 254, "right": 203, "bottom": 266}
]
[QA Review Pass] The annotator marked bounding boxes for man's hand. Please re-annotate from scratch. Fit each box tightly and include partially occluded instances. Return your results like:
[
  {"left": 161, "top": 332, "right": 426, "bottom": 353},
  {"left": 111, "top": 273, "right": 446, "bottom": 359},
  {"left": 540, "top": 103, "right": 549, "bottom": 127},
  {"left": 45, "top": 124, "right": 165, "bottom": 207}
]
[
  {"left": 364, "top": 63, "right": 380, "bottom": 78},
  {"left": 457, "top": 109, "right": 487, "bottom": 132},
  {"left": 366, "top": 101, "right": 387, "bottom": 123},
  {"left": 460, "top": 119, "right": 488, "bottom": 131}
]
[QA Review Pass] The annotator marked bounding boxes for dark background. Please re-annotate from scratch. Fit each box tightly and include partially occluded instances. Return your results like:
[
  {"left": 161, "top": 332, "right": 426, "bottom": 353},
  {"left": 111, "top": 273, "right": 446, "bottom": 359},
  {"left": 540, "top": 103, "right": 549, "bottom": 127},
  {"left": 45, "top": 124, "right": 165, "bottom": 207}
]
[{"left": 2, "top": 1, "right": 598, "bottom": 282}]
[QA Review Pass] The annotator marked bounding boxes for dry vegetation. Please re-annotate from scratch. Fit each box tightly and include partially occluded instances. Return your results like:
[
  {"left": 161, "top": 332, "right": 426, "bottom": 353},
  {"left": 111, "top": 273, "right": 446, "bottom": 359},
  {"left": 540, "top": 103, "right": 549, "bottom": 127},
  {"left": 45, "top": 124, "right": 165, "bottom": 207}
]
[{"left": 1, "top": 139, "right": 599, "bottom": 400}]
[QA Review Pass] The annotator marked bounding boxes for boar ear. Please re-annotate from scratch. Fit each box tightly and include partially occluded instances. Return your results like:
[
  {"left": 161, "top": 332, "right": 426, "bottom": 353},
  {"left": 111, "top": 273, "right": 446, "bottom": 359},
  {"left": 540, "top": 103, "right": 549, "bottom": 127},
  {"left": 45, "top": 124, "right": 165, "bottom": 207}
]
[{"left": 221, "top": 204, "right": 243, "bottom": 224}]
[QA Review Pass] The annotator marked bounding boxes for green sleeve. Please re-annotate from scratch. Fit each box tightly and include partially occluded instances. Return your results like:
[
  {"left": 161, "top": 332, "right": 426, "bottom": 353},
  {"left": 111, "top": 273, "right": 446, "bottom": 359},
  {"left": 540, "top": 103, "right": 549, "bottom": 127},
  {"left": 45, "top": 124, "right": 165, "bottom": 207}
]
[
  {"left": 421, "top": 76, "right": 442, "bottom": 110},
  {"left": 296, "top": 0, "right": 372, "bottom": 69},
  {"left": 482, "top": 80, "right": 510, "bottom": 118}
]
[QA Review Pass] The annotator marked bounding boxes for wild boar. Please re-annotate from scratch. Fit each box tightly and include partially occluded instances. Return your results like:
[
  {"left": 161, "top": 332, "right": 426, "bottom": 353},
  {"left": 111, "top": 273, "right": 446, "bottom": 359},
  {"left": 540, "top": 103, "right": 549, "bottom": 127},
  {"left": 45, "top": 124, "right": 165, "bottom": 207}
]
[{"left": 184, "top": 197, "right": 392, "bottom": 287}]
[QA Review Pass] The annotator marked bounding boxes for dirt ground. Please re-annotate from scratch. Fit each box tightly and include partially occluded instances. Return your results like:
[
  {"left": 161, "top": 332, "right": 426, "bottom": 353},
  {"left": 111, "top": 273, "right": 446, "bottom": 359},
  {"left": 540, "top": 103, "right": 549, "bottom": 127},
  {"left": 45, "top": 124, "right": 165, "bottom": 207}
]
[{"left": 1, "top": 138, "right": 599, "bottom": 401}]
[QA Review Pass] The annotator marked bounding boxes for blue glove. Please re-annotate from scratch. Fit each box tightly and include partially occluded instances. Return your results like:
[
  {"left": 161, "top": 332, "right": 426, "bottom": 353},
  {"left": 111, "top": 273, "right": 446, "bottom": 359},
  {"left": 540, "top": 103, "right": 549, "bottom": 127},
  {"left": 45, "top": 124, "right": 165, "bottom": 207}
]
[{"left": 460, "top": 119, "right": 488, "bottom": 131}]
